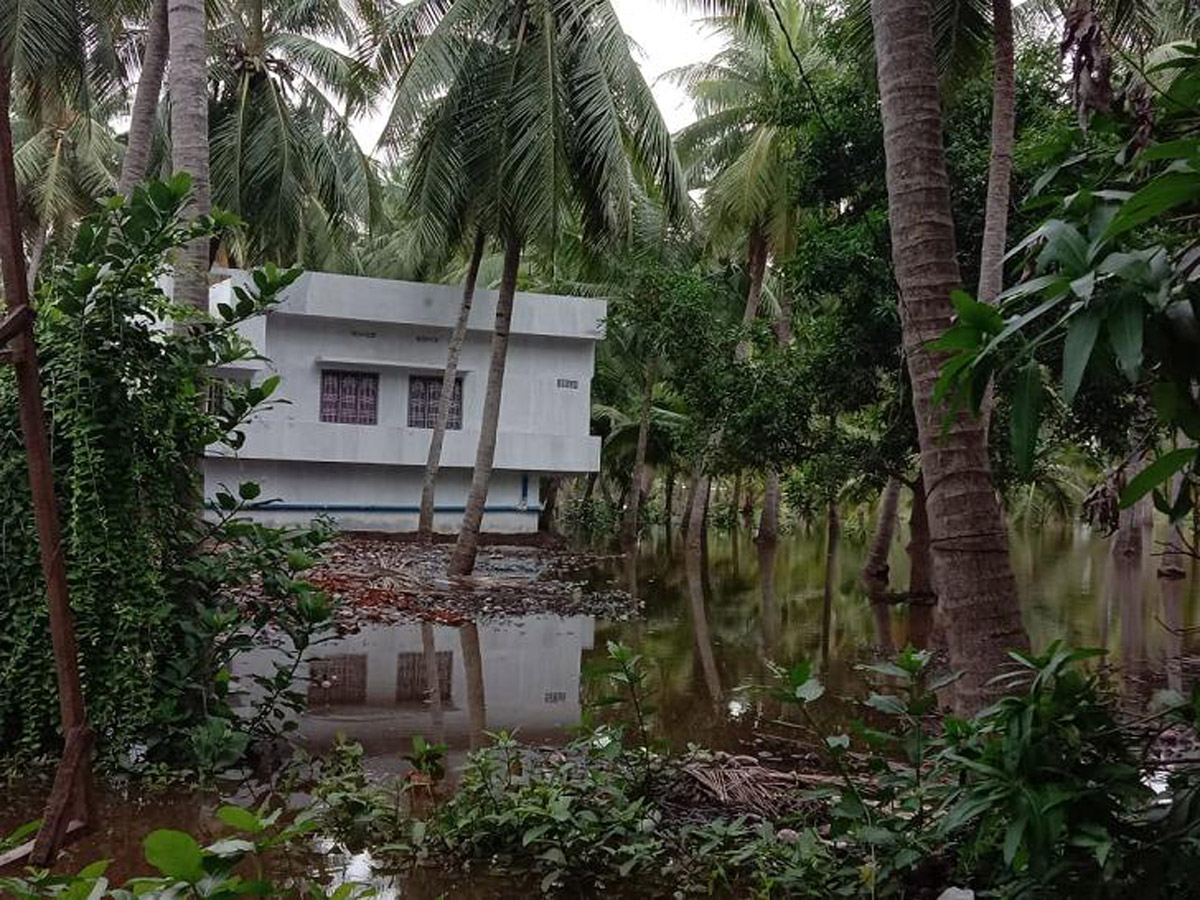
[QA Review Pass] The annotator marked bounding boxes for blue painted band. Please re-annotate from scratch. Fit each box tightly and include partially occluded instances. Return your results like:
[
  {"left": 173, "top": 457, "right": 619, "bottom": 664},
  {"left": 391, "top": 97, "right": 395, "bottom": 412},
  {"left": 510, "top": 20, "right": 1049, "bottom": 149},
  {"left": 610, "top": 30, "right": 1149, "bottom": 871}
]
[{"left": 210, "top": 501, "right": 544, "bottom": 514}]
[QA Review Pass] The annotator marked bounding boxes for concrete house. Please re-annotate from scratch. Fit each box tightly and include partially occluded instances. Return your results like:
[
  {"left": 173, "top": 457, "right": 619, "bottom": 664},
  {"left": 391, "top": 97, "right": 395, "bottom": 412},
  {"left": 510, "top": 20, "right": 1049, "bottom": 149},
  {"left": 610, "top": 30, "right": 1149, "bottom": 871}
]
[{"left": 205, "top": 271, "right": 606, "bottom": 532}]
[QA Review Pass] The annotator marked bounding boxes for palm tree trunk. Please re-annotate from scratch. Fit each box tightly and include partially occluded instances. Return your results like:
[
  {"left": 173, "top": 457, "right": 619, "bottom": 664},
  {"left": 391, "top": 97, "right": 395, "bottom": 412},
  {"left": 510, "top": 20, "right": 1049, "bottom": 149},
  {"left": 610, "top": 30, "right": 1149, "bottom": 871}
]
[
  {"left": 419, "top": 229, "right": 487, "bottom": 541},
  {"left": 977, "top": 0, "right": 1016, "bottom": 307},
  {"left": 688, "top": 473, "right": 710, "bottom": 553},
  {"left": 583, "top": 471, "right": 598, "bottom": 503},
  {"left": 621, "top": 358, "right": 658, "bottom": 550},
  {"left": 167, "top": 0, "right": 211, "bottom": 313},
  {"left": 26, "top": 225, "right": 47, "bottom": 294},
  {"left": 863, "top": 478, "right": 902, "bottom": 652},
  {"left": 870, "top": 0, "right": 1027, "bottom": 711},
  {"left": 820, "top": 498, "right": 840, "bottom": 668},
  {"left": 681, "top": 471, "right": 698, "bottom": 537},
  {"left": 119, "top": 0, "right": 169, "bottom": 196},
  {"left": 449, "top": 232, "right": 522, "bottom": 576},
  {"left": 737, "top": 223, "right": 768, "bottom": 361}
]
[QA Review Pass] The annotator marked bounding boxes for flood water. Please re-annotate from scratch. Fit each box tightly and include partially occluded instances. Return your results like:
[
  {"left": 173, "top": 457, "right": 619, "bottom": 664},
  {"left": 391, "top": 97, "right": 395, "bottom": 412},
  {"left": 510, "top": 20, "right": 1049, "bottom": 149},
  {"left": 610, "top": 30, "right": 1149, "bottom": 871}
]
[{"left": 4, "top": 522, "right": 1198, "bottom": 893}]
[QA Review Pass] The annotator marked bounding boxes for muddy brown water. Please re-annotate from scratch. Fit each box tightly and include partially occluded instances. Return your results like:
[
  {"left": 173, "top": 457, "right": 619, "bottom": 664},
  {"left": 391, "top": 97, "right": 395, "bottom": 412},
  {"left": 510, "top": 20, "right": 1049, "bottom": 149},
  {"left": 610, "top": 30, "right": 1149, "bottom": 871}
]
[{"left": 4, "top": 524, "right": 1198, "bottom": 896}]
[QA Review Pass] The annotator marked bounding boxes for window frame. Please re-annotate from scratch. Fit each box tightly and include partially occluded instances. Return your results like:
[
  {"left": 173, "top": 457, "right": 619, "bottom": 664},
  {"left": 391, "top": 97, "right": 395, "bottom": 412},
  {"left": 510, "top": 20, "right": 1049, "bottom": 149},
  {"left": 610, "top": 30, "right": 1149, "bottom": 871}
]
[
  {"left": 319, "top": 369, "right": 380, "bottom": 425},
  {"left": 408, "top": 374, "right": 464, "bottom": 430}
]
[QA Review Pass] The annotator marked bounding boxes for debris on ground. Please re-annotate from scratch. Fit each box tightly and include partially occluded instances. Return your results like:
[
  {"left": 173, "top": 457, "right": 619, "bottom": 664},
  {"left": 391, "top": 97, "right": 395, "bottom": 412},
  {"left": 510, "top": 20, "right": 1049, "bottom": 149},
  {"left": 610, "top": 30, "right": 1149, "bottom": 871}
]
[{"left": 301, "top": 536, "right": 635, "bottom": 630}]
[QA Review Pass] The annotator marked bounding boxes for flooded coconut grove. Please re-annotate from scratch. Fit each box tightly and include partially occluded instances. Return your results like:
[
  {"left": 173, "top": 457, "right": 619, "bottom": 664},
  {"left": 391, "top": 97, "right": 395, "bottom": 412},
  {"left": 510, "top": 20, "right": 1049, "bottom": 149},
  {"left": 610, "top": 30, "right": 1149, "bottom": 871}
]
[{"left": 4, "top": 521, "right": 1197, "bottom": 895}]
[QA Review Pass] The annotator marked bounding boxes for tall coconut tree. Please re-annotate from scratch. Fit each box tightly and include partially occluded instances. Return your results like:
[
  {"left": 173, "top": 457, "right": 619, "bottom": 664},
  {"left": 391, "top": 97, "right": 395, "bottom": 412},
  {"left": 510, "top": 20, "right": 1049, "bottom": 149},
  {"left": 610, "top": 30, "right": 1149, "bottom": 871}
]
[
  {"left": 670, "top": 0, "right": 819, "bottom": 542},
  {"left": 869, "top": 0, "right": 1027, "bottom": 711},
  {"left": 13, "top": 87, "right": 121, "bottom": 288},
  {"left": 119, "top": 0, "right": 169, "bottom": 195},
  {"left": 167, "top": 0, "right": 211, "bottom": 312},
  {"left": 375, "top": 0, "right": 687, "bottom": 576},
  {"left": 207, "top": 0, "right": 381, "bottom": 266}
]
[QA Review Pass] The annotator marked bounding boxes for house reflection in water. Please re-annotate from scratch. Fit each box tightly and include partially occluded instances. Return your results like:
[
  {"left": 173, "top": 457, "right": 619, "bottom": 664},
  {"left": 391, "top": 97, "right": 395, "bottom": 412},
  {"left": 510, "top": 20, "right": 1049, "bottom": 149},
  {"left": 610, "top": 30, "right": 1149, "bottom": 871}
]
[{"left": 236, "top": 615, "right": 594, "bottom": 771}]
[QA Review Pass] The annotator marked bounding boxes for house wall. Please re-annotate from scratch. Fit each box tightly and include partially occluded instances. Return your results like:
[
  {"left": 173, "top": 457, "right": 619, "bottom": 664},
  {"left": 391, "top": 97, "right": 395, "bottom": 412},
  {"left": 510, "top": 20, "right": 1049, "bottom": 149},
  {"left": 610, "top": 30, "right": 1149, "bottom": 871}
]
[
  {"left": 205, "top": 458, "right": 539, "bottom": 532},
  {"left": 204, "top": 272, "right": 605, "bottom": 533},
  {"left": 231, "top": 615, "right": 596, "bottom": 760}
]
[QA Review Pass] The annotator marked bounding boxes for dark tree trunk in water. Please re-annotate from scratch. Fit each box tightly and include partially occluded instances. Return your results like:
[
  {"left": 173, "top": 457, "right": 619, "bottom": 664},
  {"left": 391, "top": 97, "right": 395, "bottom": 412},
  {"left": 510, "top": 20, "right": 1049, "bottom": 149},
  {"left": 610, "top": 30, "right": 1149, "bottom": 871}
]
[
  {"left": 460, "top": 622, "right": 487, "bottom": 750},
  {"left": 864, "top": 478, "right": 902, "bottom": 652},
  {"left": 622, "top": 358, "right": 658, "bottom": 549},
  {"left": 758, "top": 540, "right": 780, "bottom": 660},
  {"left": 119, "top": 0, "right": 169, "bottom": 195},
  {"left": 449, "top": 234, "right": 522, "bottom": 576},
  {"left": 538, "top": 476, "right": 561, "bottom": 535},
  {"left": 870, "top": 0, "right": 1027, "bottom": 711},
  {"left": 420, "top": 229, "right": 487, "bottom": 541},
  {"left": 1113, "top": 462, "right": 1151, "bottom": 710},
  {"left": 821, "top": 499, "right": 841, "bottom": 667},
  {"left": 682, "top": 471, "right": 701, "bottom": 537},
  {"left": 664, "top": 468, "right": 676, "bottom": 534},
  {"left": 583, "top": 471, "right": 598, "bottom": 503},
  {"left": 1159, "top": 474, "right": 1188, "bottom": 692},
  {"left": 758, "top": 470, "right": 781, "bottom": 543},
  {"left": 685, "top": 535, "right": 722, "bottom": 707},
  {"left": 421, "top": 623, "right": 444, "bottom": 742},
  {"left": 907, "top": 475, "right": 937, "bottom": 651}
]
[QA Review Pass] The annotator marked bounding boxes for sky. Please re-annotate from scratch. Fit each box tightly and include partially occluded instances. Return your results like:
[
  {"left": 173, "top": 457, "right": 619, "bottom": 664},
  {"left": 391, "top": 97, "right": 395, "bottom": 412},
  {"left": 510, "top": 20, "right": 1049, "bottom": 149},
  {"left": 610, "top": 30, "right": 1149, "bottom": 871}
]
[
  {"left": 355, "top": 2, "right": 723, "bottom": 150},
  {"left": 611, "top": 0, "right": 725, "bottom": 132}
]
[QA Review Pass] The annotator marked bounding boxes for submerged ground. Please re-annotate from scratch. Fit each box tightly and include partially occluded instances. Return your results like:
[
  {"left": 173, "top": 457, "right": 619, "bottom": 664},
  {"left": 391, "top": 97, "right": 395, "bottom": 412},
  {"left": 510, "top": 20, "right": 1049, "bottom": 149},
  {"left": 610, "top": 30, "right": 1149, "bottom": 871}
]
[{"left": 3, "top": 524, "right": 1197, "bottom": 896}]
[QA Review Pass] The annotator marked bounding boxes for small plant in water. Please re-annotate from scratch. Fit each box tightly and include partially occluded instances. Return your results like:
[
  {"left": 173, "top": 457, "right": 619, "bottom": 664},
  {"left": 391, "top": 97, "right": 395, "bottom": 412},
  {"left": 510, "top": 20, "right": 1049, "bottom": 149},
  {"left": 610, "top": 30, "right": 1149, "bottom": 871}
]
[{"left": 404, "top": 734, "right": 449, "bottom": 785}]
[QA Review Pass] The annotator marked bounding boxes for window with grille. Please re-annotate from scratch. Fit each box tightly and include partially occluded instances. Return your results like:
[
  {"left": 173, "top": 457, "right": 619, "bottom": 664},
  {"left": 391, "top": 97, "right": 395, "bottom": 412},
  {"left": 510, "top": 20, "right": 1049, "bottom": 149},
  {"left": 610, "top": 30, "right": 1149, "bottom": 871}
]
[
  {"left": 205, "top": 378, "right": 227, "bottom": 415},
  {"left": 556, "top": 378, "right": 579, "bottom": 390},
  {"left": 396, "top": 651, "right": 454, "bottom": 703},
  {"left": 308, "top": 654, "right": 367, "bottom": 705},
  {"left": 320, "top": 370, "right": 379, "bottom": 425},
  {"left": 408, "top": 375, "right": 463, "bottom": 430}
]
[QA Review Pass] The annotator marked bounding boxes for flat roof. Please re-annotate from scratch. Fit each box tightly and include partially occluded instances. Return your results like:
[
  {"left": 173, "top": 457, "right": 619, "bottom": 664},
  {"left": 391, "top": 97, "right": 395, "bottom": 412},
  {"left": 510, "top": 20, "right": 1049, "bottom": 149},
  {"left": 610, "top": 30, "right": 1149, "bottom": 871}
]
[{"left": 212, "top": 270, "right": 608, "bottom": 341}]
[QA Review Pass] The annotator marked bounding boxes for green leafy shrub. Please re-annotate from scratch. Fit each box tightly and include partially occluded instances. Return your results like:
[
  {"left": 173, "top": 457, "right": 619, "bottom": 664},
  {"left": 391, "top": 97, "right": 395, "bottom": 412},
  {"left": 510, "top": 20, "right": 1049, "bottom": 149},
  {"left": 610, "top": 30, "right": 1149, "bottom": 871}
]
[
  {"left": 562, "top": 497, "right": 620, "bottom": 545},
  {"left": 0, "top": 803, "right": 373, "bottom": 898},
  {"left": 0, "top": 178, "right": 329, "bottom": 769}
]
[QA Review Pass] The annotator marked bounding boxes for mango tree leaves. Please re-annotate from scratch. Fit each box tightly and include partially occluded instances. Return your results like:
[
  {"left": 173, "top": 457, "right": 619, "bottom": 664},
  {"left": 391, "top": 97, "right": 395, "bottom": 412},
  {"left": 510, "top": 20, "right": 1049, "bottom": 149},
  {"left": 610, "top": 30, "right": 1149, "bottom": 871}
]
[
  {"left": 1062, "top": 311, "right": 1101, "bottom": 404},
  {"left": 1010, "top": 361, "right": 1045, "bottom": 478},
  {"left": 1103, "top": 172, "right": 1200, "bottom": 241},
  {"left": 1119, "top": 448, "right": 1197, "bottom": 508}
]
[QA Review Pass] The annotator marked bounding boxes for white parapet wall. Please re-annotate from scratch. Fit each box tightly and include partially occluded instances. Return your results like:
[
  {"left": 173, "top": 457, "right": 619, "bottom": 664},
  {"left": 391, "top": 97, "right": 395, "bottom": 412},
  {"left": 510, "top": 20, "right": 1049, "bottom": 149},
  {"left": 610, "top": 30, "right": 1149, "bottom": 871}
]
[{"left": 204, "top": 271, "right": 606, "bottom": 534}]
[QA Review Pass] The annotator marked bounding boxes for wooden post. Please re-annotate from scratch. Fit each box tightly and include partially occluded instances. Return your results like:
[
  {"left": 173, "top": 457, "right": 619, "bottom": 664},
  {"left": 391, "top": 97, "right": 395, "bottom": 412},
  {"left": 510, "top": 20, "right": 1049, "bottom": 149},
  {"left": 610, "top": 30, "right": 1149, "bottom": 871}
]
[{"left": 0, "top": 54, "right": 92, "bottom": 866}]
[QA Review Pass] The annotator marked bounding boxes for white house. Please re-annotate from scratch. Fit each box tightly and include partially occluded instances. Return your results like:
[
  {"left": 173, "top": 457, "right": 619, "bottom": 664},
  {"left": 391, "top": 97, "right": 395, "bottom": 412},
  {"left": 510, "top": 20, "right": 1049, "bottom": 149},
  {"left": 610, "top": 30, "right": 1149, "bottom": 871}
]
[{"left": 205, "top": 271, "right": 606, "bottom": 532}]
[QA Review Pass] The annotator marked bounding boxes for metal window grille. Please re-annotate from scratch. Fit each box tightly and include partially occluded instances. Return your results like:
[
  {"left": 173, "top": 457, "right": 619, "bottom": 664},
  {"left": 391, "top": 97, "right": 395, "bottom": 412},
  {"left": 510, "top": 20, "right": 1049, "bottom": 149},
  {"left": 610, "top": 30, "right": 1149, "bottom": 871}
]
[
  {"left": 396, "top": 651, "right": 454, "bottom": 703},
  {"left": 544, "top": 690, "right": 568, "bottom": 705},
  {"left": 205, "top": 378, "right": 226, "bottom": 415},
  {"left": 320, "top": 370, "right": 379, "bottom": 425},
  {"left": 308, "top": 654, "right": 367, "bottom": 705},
  {"left": 408, "top": 375, "right": 463, "bottom": 430},
  {"left": 556, "top": 378, "right": 579, "bottom": 390}
]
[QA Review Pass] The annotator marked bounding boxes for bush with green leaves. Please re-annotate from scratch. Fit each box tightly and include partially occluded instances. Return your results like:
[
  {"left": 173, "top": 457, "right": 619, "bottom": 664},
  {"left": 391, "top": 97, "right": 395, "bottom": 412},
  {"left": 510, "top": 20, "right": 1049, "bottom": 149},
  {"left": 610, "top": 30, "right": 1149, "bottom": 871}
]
[
  {"left": 0, "top": 803, "right": 373, "bottom": 899},
  {"left": 0, "top": 177, "right": 331, "bottom": 770}
]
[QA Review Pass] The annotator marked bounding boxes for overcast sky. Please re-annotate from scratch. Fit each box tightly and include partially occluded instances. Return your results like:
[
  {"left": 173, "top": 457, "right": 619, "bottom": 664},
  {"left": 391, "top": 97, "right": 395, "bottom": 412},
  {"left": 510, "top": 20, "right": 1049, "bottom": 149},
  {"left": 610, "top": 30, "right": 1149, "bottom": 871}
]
[
  {"left": 356, "top": 3, "right": 722, "bottom": 150},
  {"left": 611, "top": 0, "right": 724, "bottom": 132}
]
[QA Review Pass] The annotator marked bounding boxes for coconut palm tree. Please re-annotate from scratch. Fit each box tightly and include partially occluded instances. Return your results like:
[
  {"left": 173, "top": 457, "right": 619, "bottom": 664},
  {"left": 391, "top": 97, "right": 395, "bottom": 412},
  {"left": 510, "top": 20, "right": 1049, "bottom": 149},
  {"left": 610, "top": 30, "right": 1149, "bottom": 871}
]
[
  {"left": 12, "top": 87, "right": 121, "bottom": 288},
  {"left": 374, "top": 0, "right": 687, "bottom": 576},
  {"left": 167, "top": 0, "right": 211, "bottom": 311},
  {"left": 670, "top": 2, "right": 819, "bottom": 542},
  {"left": 869, "top": 0, "right": 1027, "bottom": 711},
  {"left": 119, "top": 0, "right": 169, "bottom": 195},
  {"left": 207, "top": 0, "right": 381, "bottom": 266}
]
